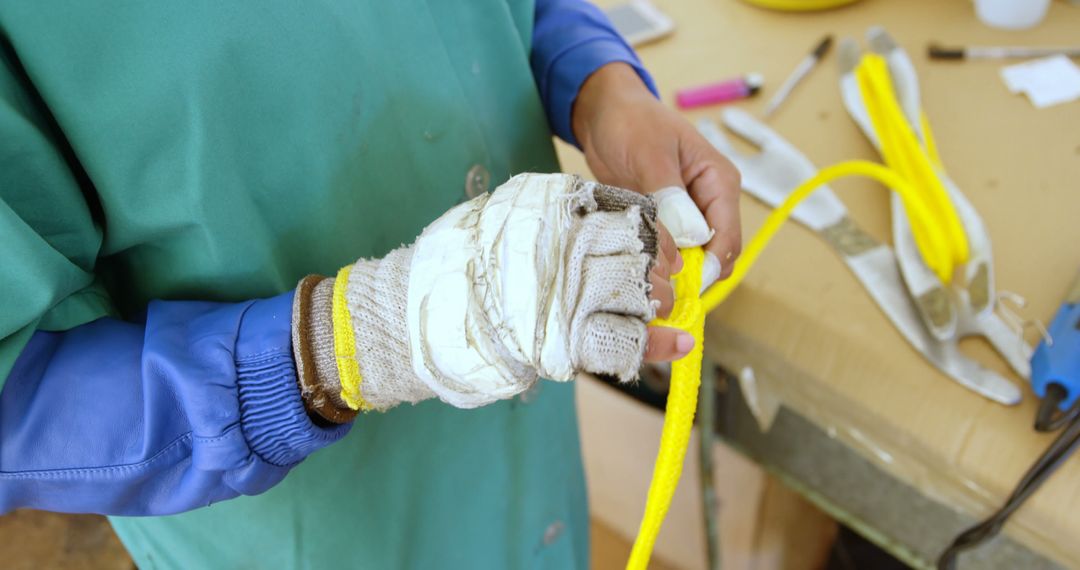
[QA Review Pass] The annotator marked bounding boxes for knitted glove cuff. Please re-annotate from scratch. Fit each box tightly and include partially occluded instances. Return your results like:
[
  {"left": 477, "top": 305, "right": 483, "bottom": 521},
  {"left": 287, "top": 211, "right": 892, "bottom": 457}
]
[{"left": 292, "top": 275, "right": 357, "bottom": 424}]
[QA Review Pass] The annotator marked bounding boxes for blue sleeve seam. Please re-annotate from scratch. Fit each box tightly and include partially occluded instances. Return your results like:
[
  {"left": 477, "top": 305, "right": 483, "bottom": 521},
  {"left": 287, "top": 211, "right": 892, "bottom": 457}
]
[
  {"left": 235, "top": 347, "right": 293, "bottom": 364},
  {"left": 191, "top": 422, "right": 242, "bottom": 444},
  {"left": 0, "top": 432, "right": 194, "bottom": 479}
]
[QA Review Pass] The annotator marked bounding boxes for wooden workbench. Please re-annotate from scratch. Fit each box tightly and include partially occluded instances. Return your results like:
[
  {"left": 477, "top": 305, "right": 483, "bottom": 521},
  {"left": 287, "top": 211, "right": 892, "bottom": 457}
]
[{"left": 558, "top": 0, "right": 1080, "bottom": 568}]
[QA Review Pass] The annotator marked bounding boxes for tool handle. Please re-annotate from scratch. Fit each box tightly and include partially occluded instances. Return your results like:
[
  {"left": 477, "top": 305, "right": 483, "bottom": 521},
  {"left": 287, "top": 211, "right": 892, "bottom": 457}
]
[{"left": 1032, "top": 301, "right": 1080, "bottom": 410}]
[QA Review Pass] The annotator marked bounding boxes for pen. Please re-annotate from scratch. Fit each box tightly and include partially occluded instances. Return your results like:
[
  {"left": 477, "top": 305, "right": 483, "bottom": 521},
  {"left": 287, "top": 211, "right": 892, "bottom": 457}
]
[
  {"left": 929, "top": 43, "right": 1080, "bottom": 60},
  {"left": 763, "top": 35, "right": 833, "bottom": 118}
]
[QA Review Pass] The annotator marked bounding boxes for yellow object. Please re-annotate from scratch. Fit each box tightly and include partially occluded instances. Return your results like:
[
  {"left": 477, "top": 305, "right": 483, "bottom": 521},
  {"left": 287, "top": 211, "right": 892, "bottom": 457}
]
[
  {"left": 629, "top": 158, "right": 963, "bottom": 569},
  {"left": 739, "top": 0, "right": 863, "bottom": 11},
  {"left": 627, "top": 247, "right": 706, "bottom": 570},
  {"left": 702, "top": 160, "right": 942, "bottom": 312},
  {"left": 855, "top": 53, "right": 969, "bottom": 283},
  {"left": 331, "top": 265, "right": 370, "bottom": 411},
  {"left": 919, "top": 112, "right": 943, "bottom": 169}
]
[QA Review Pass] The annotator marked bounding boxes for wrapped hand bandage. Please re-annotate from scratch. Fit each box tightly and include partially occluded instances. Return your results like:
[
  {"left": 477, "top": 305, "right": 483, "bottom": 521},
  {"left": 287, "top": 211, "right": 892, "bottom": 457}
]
[{"left": 292, "top": 173, "right": 659, "bottom": 421}]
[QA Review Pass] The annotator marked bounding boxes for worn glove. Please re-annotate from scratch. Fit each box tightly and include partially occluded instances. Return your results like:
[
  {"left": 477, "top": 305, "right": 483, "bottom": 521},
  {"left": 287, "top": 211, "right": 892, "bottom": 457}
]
[
  {"left": 697, "top": 108, "right": 848, "bottom": 232},
  {"left": 291, "top": 173, "right": 659, "bottom": 422}
]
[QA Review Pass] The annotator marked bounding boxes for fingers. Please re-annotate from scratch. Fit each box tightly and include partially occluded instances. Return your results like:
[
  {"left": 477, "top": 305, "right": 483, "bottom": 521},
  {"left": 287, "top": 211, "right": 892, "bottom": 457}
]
[
  {"left": 578, "top": 254, "right": 653, "bottom": 320},
  {"left": 577, "top": 313, "right": 649, "bottom": 383},
  {"left": 569, "top": 194, "right": 685, "bottom": 380},
  {"left": 582, "top": 185, "right": 680, "bottom": 282},
  {"left": 644, "top": 325, "right": 695, "bottom": 363},
  {"left": 614, "top": 137, "right": 716, "bottom": 251},
  {"left": 683, "top": 139, "right": 743, "bottom": 280},
  {"left": 600, "top": 116, "right": 741, "bottom": 283},
  {"left": 701, "top": 251, "right": 722, "bottom": 292},
  {"left": 650, "top": 269, "right": 674, "bottom": 318},
  {"left": 589, "top": 182, "right": 662, "bottom": 262},
  {"left": 577, "top": 209, "right": 648, "bottom": 257},
  {"left": 656, "top": 223, "right": 682, "bottom": 275}
]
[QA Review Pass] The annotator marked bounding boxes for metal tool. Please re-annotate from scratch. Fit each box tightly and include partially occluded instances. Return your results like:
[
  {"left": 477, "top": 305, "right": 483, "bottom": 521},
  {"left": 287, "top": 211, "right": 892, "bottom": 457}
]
[
  {"left": 929, "top": 43, "right": 1080, "bottom": 61},
  {"left": 763, "top": 35, "right": 833, "bottom": 118},
  {"left": 939, "top": 270, "right": 1080, "bottom": 569}
]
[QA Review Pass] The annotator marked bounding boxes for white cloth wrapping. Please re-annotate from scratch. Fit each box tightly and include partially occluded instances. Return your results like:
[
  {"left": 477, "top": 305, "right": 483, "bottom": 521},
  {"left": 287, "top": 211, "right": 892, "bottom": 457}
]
[{"left": 393, "top": 173, "right": 657, "bottom": 408}]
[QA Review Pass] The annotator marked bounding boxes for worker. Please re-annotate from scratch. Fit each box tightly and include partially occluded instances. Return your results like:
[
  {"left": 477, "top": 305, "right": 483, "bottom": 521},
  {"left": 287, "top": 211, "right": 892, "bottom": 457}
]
[{"left": 0, "top": 1, "right": 741, "bottom": 568}]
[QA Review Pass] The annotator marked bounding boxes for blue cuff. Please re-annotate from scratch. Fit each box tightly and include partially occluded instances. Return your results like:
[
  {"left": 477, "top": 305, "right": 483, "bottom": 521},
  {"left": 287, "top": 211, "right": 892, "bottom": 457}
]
[
  {"left": 0, "top": 291, "right": 351, "bottom": 516},
  {"left": 542, "top": 38, "right": 659, "bottom": 147},
  {"left": 235, "top": 294, "right": 351, "bottom": 468}
]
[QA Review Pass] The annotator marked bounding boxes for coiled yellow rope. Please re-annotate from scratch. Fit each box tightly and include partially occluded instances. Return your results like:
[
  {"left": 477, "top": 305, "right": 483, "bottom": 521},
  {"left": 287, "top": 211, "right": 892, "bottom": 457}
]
[
  {"left": 855, "top": 53, "right": 968, "bottom": 283},
  {"left": 629, "top": 159, "right": 957, "bottom": 569}
]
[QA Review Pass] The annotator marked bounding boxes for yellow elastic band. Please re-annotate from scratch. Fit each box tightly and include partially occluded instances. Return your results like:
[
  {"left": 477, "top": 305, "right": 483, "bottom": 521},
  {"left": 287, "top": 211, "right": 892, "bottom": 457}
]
[
  {"left": 628, "top": 158, "right": 951, "bottom": 569},
  {"left": 331, "top": 265, "right": 369, "bottom": 411}
]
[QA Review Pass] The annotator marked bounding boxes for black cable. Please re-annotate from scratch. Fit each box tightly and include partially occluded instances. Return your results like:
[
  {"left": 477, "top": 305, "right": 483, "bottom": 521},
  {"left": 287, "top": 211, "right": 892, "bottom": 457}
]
[{"left": 937, "top": 386, "right": 1080, "bottom": 569}]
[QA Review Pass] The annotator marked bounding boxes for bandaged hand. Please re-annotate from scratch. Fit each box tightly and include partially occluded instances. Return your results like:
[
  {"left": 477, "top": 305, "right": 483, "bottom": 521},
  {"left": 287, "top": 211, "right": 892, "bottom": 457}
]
[{"left": 291, "top": 174, "right": 663, "bottom": 422}]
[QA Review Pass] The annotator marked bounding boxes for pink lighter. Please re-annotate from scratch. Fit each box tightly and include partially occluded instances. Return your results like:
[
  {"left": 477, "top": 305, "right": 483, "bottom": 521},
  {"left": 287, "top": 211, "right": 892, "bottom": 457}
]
[{"left": 675, "top": 73, "right": 763, "bottom": 109}]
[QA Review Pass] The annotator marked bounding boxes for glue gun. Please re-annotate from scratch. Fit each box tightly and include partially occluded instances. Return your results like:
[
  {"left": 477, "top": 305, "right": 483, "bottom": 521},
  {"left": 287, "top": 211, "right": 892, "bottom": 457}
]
[{"left": 1031, "top": 270, "right": 1080, "bottom": 430}]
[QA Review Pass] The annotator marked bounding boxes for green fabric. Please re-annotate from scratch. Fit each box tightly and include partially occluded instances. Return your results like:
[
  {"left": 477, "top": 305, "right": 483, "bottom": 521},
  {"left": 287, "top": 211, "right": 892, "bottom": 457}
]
[{"left": 0, "top": 1, "right": 587, "bottom": 568}]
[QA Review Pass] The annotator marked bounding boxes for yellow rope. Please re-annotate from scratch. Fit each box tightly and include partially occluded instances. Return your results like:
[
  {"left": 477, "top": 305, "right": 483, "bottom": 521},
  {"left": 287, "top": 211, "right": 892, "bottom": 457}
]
[
  {"left": 855, "top": 54, "right": 968, "bottom": 282},
  {"left": 702, "top": 160, "right": 937, "bottom": 312},
  {"left": 628, "top": 158, "right": 954, "bottom": 569},
  {"left": 627, "top": 52, "right": 979, "bottom": 567},
  {"left": 627, "top": 247, "right": 706, "bottom": 570}
]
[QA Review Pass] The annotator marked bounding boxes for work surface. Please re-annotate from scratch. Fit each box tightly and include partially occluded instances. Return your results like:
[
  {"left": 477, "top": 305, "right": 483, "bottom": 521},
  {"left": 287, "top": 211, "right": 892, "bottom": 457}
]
[{"left": 557, "top": 0, "right": 1080, "bottom": 567}]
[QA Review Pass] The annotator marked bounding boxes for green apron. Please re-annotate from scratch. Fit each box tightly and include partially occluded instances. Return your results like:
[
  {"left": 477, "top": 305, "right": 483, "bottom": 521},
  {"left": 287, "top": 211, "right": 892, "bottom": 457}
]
[{"left": 0, "top": 1, "right": 587, "bottom": 567}]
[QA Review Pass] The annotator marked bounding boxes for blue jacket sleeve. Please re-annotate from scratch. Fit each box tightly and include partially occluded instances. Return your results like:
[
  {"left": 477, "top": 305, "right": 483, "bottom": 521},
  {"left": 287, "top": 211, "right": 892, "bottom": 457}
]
[
  {"left": 0, "top": 292, "right": 350, "bottom": 516},
  {"left": 531, "top": 0, "right": 660, "bottom": 147}
]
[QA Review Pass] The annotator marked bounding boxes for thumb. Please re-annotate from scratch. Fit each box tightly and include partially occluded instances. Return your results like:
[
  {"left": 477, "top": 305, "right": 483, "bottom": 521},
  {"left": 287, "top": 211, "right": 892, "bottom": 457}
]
[
  {"left": 652, "top": 187, "right": 722, "bottom": 291},
  {"left": 628, "top": 149, "right": 708, "bottom": 247},
  {"left": 633, "top": 149, "right": 722, "bottom": 291},
  {"left": 653, "top": 187, "right": 712, "bottom": 248}
]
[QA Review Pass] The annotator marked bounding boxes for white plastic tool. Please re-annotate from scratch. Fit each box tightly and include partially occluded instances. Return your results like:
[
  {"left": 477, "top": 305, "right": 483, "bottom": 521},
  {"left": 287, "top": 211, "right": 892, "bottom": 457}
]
[
  {"left": 836, "top": 28, "right": 1032, "bottom": 380},
  {"left": 698, "top": 109, "right": 1024, "bottom": 404}
]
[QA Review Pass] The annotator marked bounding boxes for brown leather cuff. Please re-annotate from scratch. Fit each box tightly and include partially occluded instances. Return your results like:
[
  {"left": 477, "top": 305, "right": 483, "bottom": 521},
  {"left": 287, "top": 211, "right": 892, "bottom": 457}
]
[{"left": 292, "top": 274, "right": 358, "bottom": 424}]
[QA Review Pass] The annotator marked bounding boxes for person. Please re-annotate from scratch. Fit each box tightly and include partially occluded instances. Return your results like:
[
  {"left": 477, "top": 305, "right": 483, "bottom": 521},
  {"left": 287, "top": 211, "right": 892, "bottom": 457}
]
[{"left": 0, "top": 1, "right": 741, "bottom": 567}]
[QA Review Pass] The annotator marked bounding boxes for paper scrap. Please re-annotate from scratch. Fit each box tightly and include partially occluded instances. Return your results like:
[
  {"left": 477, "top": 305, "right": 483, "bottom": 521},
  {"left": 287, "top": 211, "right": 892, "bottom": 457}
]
[{"left": 1000, "top": 55, "right": 1080, "bottom": 109}]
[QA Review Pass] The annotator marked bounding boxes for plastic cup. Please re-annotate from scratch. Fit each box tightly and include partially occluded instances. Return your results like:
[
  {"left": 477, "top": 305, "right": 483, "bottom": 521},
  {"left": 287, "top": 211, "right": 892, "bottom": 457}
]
[{"left": 974, "top": 0, "right": 1051, "bottom": 30}]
